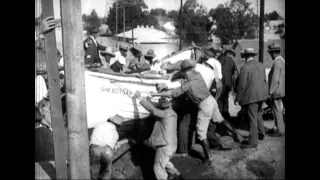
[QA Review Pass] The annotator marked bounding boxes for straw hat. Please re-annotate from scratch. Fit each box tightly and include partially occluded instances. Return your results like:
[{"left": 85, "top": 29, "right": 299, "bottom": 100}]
[
  {"left": 144, "top": 49, "right": 156, "bottom": 58},
  {"left": 119, "top": 44, "right": 128, "bottom": 51},
  {"left": 241, "top": 48, "right": 258, "bottom": 56},
  {"left": 130, "top": 46, "right": 142, "bottom": 56},
  {"left": 108, "top": 114, "right": 124, "bottom": 126},
  {"left": 180, "top": 59, "right": 195, "bottom": 72},
  {"left": 100, "top": 47, "right": 116, "bottom": 57},
  {"left": 89, "top": 27, "right": 100, "bottom": 35},
  {"left": 267, "top": 43, "right": 281, "bottom": 52}
]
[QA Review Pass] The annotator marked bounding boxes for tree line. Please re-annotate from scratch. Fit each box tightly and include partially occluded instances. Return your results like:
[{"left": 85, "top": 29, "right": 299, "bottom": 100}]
[{"left": 82, "top": 0, "right": 284, "bottom": 45}]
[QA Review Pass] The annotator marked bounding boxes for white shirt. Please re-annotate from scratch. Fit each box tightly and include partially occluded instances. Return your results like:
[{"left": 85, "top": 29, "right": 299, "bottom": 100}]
[
  {"left": 206, "top": 58, "right": 222, "bottom": 80},
  {"left": 150, "top": 56, "right": 161, "bottom": 71},
  {"left": 90, "top": 121, "right": 119, "bottom": 149},
  {"left": 89, "top": 35, "right": 97, "bottom": 46},
  {"left": 111, "top": 51, "right": 126, "bottom": 66},
  {"left": 195, "top": 64, "right": 215, "bottom": 89},
  {"left": 35, "top": 75, "right": 48, "bottom": 104}
]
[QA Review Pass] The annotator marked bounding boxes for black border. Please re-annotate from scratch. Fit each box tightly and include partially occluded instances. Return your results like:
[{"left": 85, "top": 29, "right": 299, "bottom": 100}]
[{"left": 6, "top": 0, "right": 315, "bottom": 179}]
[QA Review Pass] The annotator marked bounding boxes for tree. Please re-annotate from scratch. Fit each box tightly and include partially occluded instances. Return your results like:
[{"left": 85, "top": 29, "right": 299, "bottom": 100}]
[
  {"left": 106, "top": 0, "right": 160, "bottom": 35},
  {"left": 209, "top": 0, "right": 258, "bottom": 44},
  {"left": 265, "top": 11, "right": 283, "bottom": 21},
  {"left": 150, "top": 8, "right": 167, "bottom": 16},
  {"left": 84, "top": 9, "right": 102, "bottom": 31}
]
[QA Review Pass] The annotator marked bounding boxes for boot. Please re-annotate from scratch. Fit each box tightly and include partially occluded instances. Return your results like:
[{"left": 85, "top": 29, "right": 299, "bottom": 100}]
[
  {"left": 200, "top": 139, "right": 213, "bottom": 164},
  {"left": 221, "top": 120, "right": 243, "bottom": 143}
]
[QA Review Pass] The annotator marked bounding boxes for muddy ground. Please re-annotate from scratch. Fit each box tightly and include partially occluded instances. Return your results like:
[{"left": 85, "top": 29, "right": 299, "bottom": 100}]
[{"left": 109, "top": 122, "right": 285, "bottom": 180}]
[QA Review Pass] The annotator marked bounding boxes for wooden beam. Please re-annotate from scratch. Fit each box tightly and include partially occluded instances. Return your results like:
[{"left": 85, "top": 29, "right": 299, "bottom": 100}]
[
  {"left": 60, "top": 0, "right": 90, "bottom": 179},
  {"left": 259, "top": 0, "right": 265, "bottom": 63},
  {"left": 41, "top": 0, "right": 69, "bottom": 179}
]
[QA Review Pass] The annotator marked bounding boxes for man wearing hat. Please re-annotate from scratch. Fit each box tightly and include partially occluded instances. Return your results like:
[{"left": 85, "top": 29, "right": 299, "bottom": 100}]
[
  {"left": 151, "top": 60, "right": 226, "bottom": 165},
  {"left": 215, "top": 47, "right": 239, "bottom": 120},
  {"left": 267, "top": 43, "right": 285, "bottom": 137},
  {"left": 235, "top": 48, "right": 268, "bottom": 149},
  {"left": 144, "top": 49, "right": 162, "bottom": 71},
  {"left": 99, "top": 46, "right": 125, "bottom": 72},
  {"left": 134, "top": 91, "right": 183, "bottom": 180},
  {"left": 89, "top": 114, "right": 129, "bottom": 180},
  {"left": 126, "top": 46, "right": 151, "bottom": 73},
  {"left": 83, "top": 28, "right": 107, "bottom": 66}
]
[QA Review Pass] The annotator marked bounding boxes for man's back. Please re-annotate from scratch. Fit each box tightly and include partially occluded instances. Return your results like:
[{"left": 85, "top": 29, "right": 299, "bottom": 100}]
[
  {"left": 268, "top": 56, "right": 285, "bottom": 98},
  {"left": 219, "top": 55, "right": 237, "bottom": 88},
  {"left": 236, "top": 60, "right": 268, "bottom": 105},
  {"left": 195, "top": 63, "right": 215, "bottom": 89},
  {"left": 90, "top": 122, "right": 119, "bottom": 149}
]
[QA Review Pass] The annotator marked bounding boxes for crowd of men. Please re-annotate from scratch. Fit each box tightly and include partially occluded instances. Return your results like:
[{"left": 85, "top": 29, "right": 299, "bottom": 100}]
[{"left": 35, "top": 15, "right": 285, "bottom": 180}]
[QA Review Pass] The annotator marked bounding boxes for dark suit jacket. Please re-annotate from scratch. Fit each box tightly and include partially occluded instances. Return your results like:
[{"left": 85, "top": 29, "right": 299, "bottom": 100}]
[
  {"left": 83, "top": 36, "right": 106, "bottom": 65},
  {"left": 236, "top": 60, "right": 268, "bottom": 105},
  {"left": 218, "top": 55, "right": 238, "bottom": 89},
  {"left": 268, "top": 56, "right": 285, "bottom": 98}
]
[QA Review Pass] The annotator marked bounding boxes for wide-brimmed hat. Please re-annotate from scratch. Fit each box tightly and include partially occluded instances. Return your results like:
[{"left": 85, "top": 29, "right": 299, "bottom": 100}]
[
  {"left": 119, "top": 44, "right": 128, "bottom": 51},
  {"left": 180, "top": 59, "right": 195, "bottom": 72},
  {"left": 267, "top": 43, "right": 281, "bottom": 52},
  {"left": 144, "top": 49, "right": 156, "bottom": 58},
  {"left": 241, "top": 48, "right": 258, "bottom": 56},
  {"left": 100, "top": 47, "right": 116, "bottom": 57},
  {"left": 108, "top": 114, "right": 124, "bottom": 126},
  {"left": 158, "top": 97, "right": 172, "bottom": 108},
  {"left": 224, "top": 49, "right": 236, "bottom": 57},
  {"left": 130, "top": 46, "right": 142, "bottom": 56}
]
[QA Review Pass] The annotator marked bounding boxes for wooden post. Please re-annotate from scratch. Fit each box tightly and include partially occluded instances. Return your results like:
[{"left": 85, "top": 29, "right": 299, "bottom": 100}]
[
  {"left": 123, "top": 5, "right": 125, "bottom": 40},
  {"left": 41, "top": 0, "right": 69, "bottom": 179},
  {"left": 116, "top": 0, "right": 118, "bottom": 47},
  {"left": 132, "top": 5, "right": 134, "bottom": 46},
  {"left": 60, "top": 0, "right": 90, "bottom": 179},
  {"left": 259, "top": 0, "right": 264, "bottom": 63}
]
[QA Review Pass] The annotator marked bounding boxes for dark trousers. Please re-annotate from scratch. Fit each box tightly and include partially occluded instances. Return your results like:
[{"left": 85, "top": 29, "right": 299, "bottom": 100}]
[
  {"left": 177, "top": 101, "right": 197, "bottom": 154},
  {"left": 218, "top": 84, "right": 231, "bottom": 119},
  {"left": 245, "top": 101, "right": 265, "bottom": 146},
  {"left": 90, "top": 145, "right": 114, "bottom": 180}
]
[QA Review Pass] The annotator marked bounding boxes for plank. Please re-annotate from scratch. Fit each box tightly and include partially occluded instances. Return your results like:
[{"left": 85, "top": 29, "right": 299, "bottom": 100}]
[{"left": 41, "top": 0, "right": 69, "bottom": 179}]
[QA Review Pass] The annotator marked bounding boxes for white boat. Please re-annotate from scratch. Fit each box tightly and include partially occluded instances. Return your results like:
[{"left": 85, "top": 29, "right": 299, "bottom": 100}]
[{"left": 85, "top": 46, "right": 200, "bottom": 129}]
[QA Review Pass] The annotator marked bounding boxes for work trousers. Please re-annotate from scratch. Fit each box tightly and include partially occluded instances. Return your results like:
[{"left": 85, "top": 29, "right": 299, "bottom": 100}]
[
  {"left": 154, "top": 145, "right": 180, "bottom": 180},
  {"left": 178, "top": 102, "right": 197, "bottom": 154},
  {"left": 197, "top": 95, "right": 224, "bottom": 141},
  {"left": 217, "top": 84, "right": 231, "bottom": 119},
  {"left": 90, "top": 145, "right": 114, "bottom": 180},
  {"left": 245, "top": 101, "right": 265, "bottom": 146},
  {"left": 271, "top": 97, "right": 285, "bottom": 133}
]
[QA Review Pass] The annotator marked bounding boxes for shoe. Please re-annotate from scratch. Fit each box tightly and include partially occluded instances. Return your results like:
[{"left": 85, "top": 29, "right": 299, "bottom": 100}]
[
  {"left": 240, "top": 141, "right": 258, "bottom": 149},
  {"left": 269, "top": 131, "right": 283, "bottom": 137},
  {"left": 259, "top": 133, "right": 265, "bottom": 141},
  {"left": 200, "top": 139, "right": 213, "bottom": 164}
]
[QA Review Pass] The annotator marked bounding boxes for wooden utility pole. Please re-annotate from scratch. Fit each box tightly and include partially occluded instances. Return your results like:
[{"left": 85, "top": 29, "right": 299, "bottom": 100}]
[
  {"left": 179, "top": 0, "right": 183, "bottom": 50},
  {"left": 132, "top": 5, "right": 134, "bottom": 46},
  {"left": 259, "top": 0, "right": 264, "bottom": 63},
  {"left": 60, "top": 0, "right": 90, "bottom": 179},
  {"left": 123, "top": 5, "right": 125, "bottom": 40},
  {"left": 41, "top": 0, "right": 69, "bottom": 179},
  {"left": 116, "top": 0, "right": 118, "bottom": 47}
]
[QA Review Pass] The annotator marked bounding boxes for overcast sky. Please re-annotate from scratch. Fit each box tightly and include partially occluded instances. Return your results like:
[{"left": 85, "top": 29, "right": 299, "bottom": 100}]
[{"left": 36, "top": 0, "right": 285, "bottom": 19}]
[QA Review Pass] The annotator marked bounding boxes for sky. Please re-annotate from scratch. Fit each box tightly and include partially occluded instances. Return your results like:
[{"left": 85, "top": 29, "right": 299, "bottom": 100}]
[{"left": 35, "top": 0, "right": 285, "bottom": 19}]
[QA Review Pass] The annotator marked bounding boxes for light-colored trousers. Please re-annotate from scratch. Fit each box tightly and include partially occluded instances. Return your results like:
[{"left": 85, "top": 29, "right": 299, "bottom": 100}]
[
  {"left": 197, "top": 95, "right": 224, "bottom": 141},
  {"left": 154, "top": 145, "right": 180, "bottom": 180},
  {"left": 271, "top": 98, "right": 285, "bottom": 133}
]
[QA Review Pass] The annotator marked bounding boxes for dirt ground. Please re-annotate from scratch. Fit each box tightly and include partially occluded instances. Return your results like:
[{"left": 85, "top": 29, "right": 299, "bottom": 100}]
[
  {"left": 35, "top": 93, "right": 285, "bottom": 180},
  {"left": 108, "top": 93, "right": 285, "bottom": 180}
]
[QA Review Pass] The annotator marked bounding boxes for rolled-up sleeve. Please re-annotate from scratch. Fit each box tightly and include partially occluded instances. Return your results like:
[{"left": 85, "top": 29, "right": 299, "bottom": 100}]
[
  {"left": 140, "top": 98, "right": 166, "bottom": 118},
  {"left": 172, "top": 81, "right": 190, "bottom": 98}
]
